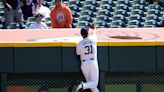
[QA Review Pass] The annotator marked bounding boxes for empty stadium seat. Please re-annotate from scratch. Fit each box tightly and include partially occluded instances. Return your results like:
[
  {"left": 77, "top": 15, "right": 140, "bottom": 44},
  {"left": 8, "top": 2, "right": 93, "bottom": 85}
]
[
  {"left": 80, "top": 10, "right": 95, "bottom": 17},
  {"left": 127, "top": 20, "right": 143, "bottom": 27},
  {"left": 69, "top": 5, "right": 81, "bottom": 12},
  {"left": 97, "top": 10, "right": 112, "bottom": 17},
  {"left": 133, "top": 0, "right": 147, "bottom": 6},
  {"left": 114, "top": 9, "right": 129, "bottom": 17},
  {"left": 128, "top": 14, "right": 144, "bottom": 22},
  {"left": 132, "top": 4, "right": 147, "bottom": 12},
  {"left": 100, "top": 4, "right": 114, "bottom": 12},
  {"left": 96, "top": 21, "right": 109, "bottom": 28},
  {"left": 145, "top": 14, "right": 161, "bottom": 22},
  {"left": 100, "top": 0, "right": 115, "bottom": 6},
  {"left": 110, "top": 20, "right": 126, "bottom": 28},
  {"left": 84, "top": 0, "right": 99, "bottom": 7},
  {"left": 131, "top": 9, "right": 145, "bottom": 17},
  {"left": 68, "top": 0, "right": 82, "bottom": 7},
  {"left": 77, "top": 21, "right": 89, "bottom": 28},
  {"left": 83, "top": 5, "right": 97, "bottom": 12},
  {"left": 27, "top": 17, "right": 35, "bottom": 23},
  {"left": 115, "top": 4, "right": 131, "bottom": 12},
  {"left": 144, "top": 20, "right": 158, "bottom": 27},
  {"left": 147, "top": 9, "right": 162, "bottom": 16},
  {"left": 117, "top": 0, "right": 131, "bottom": 6},
  {"left": 79, "top": 15, "right": 93, "bottom": 23},
  {"left": 112, "top": 15, "right": 127, "bottom": 24},
  {"left": 96, "top": 15, "right": 111, "bottom": 23}
]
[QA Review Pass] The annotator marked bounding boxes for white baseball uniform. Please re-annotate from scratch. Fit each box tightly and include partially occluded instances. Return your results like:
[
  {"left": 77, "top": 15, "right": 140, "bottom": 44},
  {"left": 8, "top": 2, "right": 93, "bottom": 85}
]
[{"left": 76, "top": 33, "right": 99, "bottom": 92}]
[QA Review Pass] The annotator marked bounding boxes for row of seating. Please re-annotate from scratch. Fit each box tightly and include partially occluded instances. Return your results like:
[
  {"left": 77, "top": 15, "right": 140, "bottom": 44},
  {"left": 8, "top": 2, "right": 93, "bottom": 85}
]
[{"left": 0, "top": 0, "right": 163, "bottom": 29}]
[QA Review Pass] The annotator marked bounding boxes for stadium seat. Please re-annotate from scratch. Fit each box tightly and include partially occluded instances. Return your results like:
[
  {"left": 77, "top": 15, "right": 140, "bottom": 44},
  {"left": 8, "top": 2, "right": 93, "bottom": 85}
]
[
  {"left": 144, "top": 20, "right": 158, "bottom": 27},
  {"left": 80, "top": 10, "right": 95, "bottom": 17},
  {"left": 68, "top": 0, "right": 82, "bottom": 7},
  {"left": 114, "top": 9, "right": 129, "bottom": 17},
  {"left": 84, "top": 0, "right": 99, "bottom": 7},
  {"left": 145, "top": 14, "right": 160, "bottom": 22},
  {"left": 79, "top": 15, "right": 93, "bottom": 23},
  {"left": 69, "top": 5, "right": 81, "bottom": 12},
  {"left": 115, "top": 4, "right": 131, "bottom": 12},
  {"left": 133, "top": 0, "right": 147, "bottom": 6},
  {"left": 131, "top": 9, "right": 145, "bottom": 17},
  {"left": 44, "top": 17, "right": 50, "bottom": 23},
  {"left": 110, "top": 20, "right": 126, "bottom": 28},
  {"left": 72, "top": 23, "right": 77, "bottom": 28},
  {"left": 117, "top": 0, "right": 131, "bottom": 6},
  {"left": 77, "top": 21, "right": 89, "bottom": 28},
  {"left": 97, "top": 10, "right": 112, "bottom": 17},
  {"left": 83, "top": 5, "right": 97, "bottom": 12},
  {"left": 25, "top": 22, "right": 32, "bottom": 29},
  {"left": 100, "top": 0, "right": 115, "bottom": 7},
  {"left": 112, "top": 15, "right": 127, "bottom": 24},
  {"left": 96, "top": 21, "right": 109, "bottom": 28},
  {"left": 72, "top": 11, "right": 79, "bottom": 18},
  {"left": 73, "top": 18, "right": 78, "bottom": 23},
  {"left": 132, "top": 4, "right": 147, "bottom": 12},
  {"left": 7, "top": 23, "right": 17, "bottom": 29},
  {"left": 128, "top": 14, "right": 144, "bottom": 22},
  {"left": 96, "top": 15, "right": 111, "bottom": 23},
  {"left": 147, "top": 9, "right": 161, "bottom": 16},
  {"left": 127, "top": 20, "right": 143, "bottom": 27},
  {"left": 100, "top": 4, "right": 114, "bottom": 12},
  {"left": 27, "top": 17, "right": 35, "bottom": 23},
  {"left": 148, "top": 4, "right": 162, "bottom": 11}
]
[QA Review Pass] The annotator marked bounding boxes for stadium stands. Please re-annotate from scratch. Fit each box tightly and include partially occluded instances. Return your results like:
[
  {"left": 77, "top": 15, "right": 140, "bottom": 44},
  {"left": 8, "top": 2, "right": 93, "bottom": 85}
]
[{"left": 0, "top": 0, "right": 163, "bottom": 28}]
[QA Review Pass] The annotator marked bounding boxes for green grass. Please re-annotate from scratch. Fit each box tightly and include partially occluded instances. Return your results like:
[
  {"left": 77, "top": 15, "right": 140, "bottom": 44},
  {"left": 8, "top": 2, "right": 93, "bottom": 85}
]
[
  {"left": 142, "top": 84, "right": 164, "bottom": 92},
  {"left": 105, "top": 84, "right": 136, "bottom": 92}
]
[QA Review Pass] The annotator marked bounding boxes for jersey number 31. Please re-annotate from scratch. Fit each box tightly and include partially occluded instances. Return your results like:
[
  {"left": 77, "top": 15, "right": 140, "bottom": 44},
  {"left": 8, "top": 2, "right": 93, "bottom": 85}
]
[{"left": 84, "top": 45, "right": 93, "bottom": 55}]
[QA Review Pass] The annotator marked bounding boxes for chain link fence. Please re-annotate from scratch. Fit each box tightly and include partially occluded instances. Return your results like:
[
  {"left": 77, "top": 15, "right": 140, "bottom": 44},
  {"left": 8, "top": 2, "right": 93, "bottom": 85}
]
[{"left": 6, "top": 72, "right": 164, "bottom": 92}]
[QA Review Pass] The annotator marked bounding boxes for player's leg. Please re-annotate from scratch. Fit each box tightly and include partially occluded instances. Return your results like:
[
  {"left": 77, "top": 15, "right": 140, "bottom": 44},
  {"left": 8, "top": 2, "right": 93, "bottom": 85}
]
[
  {"left": 82, "top": 61, "right": 99, "bottom": 91},
  {"left": 3, "top": 9, "right": 13, "bottom": 28},
  {"left": 76, "top": 62, "right": 89, "bottom": 92}
]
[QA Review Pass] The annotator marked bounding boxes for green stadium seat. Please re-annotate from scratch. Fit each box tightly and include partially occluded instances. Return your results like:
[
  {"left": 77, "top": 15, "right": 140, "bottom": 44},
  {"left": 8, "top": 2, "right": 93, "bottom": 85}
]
[
  {"left": 117, "top": 0, "right": 131, "bottom": 6},
  {"left": 79, "top": 15, "right": 93, "bottom": 23},
  {"left": 100, "top": 4, "right": 114, "bottom": 12},
  {"left": 44, "top": 17, "right": 50, "bottom": 23},
  {"left": 68, "top": 0, "right": 82, "bottom": 7},
  {"left": 114, "top": 9, "right": 129, "bottom": 17},
  {"left": 27, "top": 17, "right": 35, "bottom": 23},
  {"left": 110, "top": 20, "right": 126, "bottom": 28},
  {"left": 80, "top": 10, "right": 95, "bottom": 17},
  {"left": 72, "top": 11, "right": 79, "bottom": 18},
  {"left": 73, "top": 18, "right": 78, "bottom": 23},
  {"left": 144, "top": 20, "right": 158, "bottom": 27},
  {"left": 96, "top": 21, "right": 109, "bottom": 28},
  {"left": 147, "top": 9, "right": 161, "bottom": 17},
  {"left": 115, "top": 4, "right": 131, "bottom": 12},
  {"left": 112, "top": 15, "right": 127, "bottom": 24},
  {"left": 69, "top": 5, "right": 81, "bottom": 12},
  {"left": 131, "top": 9, "right": 145, "bottom": 17},
  {"left": 25, "top": 22, "right": 32, "bottom": 29},
  {"left": 132, "top": 4, "right": 147, "bottom": 12},
  {"left": 77, "top": 21, "right": 89, "bottom": 28},
  {"left": 133, "top": 0, "right": 147, "bottom": 6},
  {"left": 83, "top": 5, "right": 97, "bottom": 12},
  {"left": 100, "top": 0, "right": 115, "bottom": 7},
  {"left": 97, "top": 10, "right": 112, "bottom": 17},
  {"left": 84, "top": 0, "right": 99, "bottom": 7},
  {"left": 128, "top": 14, "right": 144, "bottom": 22},
  {"left": 96, "top": 15, "right": 111, "bottom": 23},
  {"left": 145, "top": 14, "right": 160, "bottom": 22},
  {"left": 127, "top": 20, "right": 143, "bottom": 27},
  {"left": 7, "top": 23, "right": 17, "bottom": 29}
]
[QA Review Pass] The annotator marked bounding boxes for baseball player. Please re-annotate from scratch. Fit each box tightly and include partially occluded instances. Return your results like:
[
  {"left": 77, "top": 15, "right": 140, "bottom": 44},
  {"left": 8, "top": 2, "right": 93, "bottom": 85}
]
[{"left": 76, "top": 24, "right": 99, "bottom": 92}]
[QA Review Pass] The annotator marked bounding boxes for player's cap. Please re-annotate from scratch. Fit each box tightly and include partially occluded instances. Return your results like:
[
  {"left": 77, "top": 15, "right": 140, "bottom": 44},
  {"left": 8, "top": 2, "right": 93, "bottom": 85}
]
[{"left": 81, "top": 27, "right": 89, "bottom": 38}]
